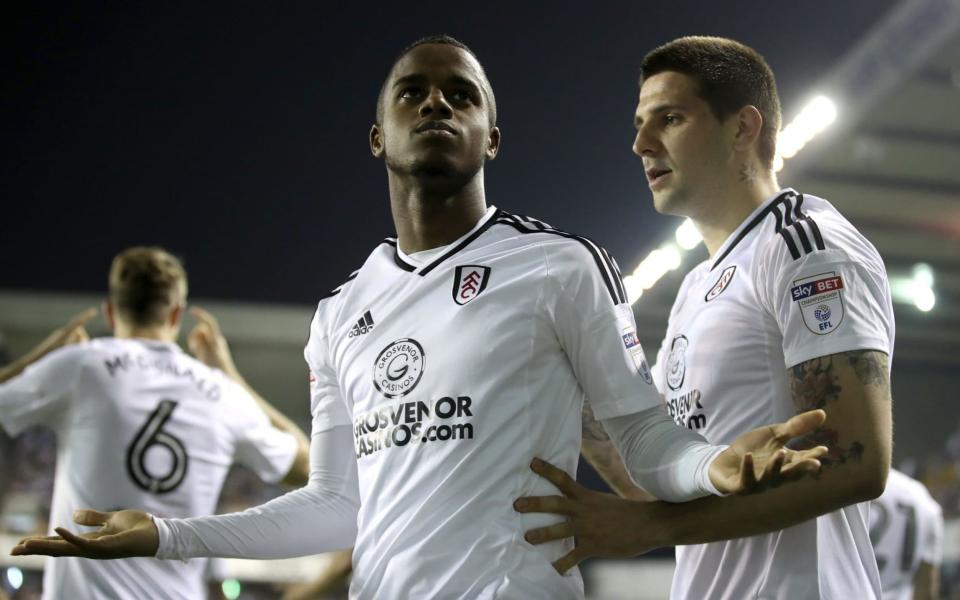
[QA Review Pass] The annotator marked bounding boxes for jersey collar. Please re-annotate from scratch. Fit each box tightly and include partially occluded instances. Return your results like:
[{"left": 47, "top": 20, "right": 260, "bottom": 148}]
[
  {"left": 709, "top": 188, "right": 799, "bottom": 271},
  {"left": 393, "top": 205, "right": 502, "bottom": 276}
]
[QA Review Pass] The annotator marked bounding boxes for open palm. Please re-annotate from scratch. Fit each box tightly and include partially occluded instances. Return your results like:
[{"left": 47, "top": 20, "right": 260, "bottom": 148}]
[
  {"left": 11, "top": 509, "right": 158, "bottom": 559},
  {"left": 709, "top": 409, "right": 829, "bottom": 494}
]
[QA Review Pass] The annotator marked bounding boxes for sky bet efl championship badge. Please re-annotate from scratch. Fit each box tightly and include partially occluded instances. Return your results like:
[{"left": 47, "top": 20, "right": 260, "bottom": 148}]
[
  {"left": 622, "top": 326, "right": 654, "bottom": 384},
  {"left": 453, "top": 265, "right": 491, "bottom": 305},
  {"left": 791, "top": 272, "right": 845, "bottom": 334}
]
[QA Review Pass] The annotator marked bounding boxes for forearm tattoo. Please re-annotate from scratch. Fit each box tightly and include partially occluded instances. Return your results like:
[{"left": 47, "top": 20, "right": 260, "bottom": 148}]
[{"left": 787, "top": 350, "right": 888, "bottom": 469}]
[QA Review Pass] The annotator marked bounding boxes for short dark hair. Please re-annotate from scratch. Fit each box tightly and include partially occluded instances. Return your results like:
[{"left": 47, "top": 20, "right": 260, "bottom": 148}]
[
  {"left": 641, "top": 36, "right": 781, "bottom": 168},
  {"left": 375, "top": 34, "right": 497, "bottom": 127},
  {"left": 109, "top": 246, "right": 187, "bottom": 327}
]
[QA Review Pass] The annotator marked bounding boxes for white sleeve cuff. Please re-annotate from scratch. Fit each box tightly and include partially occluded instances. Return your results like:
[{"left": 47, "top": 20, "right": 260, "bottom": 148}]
[
  {"left": 697, "top": 445, "right": 730, "bottom": 497},
  {"left": 600, "top": 405, "right": 729, "bottom": 502},
  {"left": 153, "top": 516, "right": 187, "bottom": 562}
]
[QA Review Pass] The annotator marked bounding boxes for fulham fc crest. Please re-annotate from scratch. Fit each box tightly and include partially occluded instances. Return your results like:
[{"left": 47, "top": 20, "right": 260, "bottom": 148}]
[
  {"left": 453, "top": 265, "right": 491, "bottom": 305},
  {"left": 705, "top": 266, "right": 736, "bottom": 302}
]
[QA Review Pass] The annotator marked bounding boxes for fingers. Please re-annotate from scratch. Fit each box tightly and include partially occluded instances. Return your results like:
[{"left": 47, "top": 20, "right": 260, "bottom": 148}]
[
  {"left": 66, "top": 308, "right": 98, "bottom": 331},
  {"left": 514, "top": 495, "right": 574, "bottom": 516},
  {"left": 759, "top": 449, "right": 786, "bottom": 482},
  {"left": 55, "top": 527, "right": 97, "bottom": 547},
  {"left": 552, "top": 548, "right": 584, "bottom": 575},
  {"left": 738, "top": 452, "right": 757, "bottom": 491},
  {"left": 187, "top": 324, "right": 212, "bottom": 352},
  {"left": 775, "top": 409, "right": 827, "bottom": 440},
  {"left": 12, "top": 538, "right": 82, "bottom": 557},
  {"left": 781, "top": 459, "right": 822, "bottom": 478},
  {"left": 530, "top": 458, "right": 581, "bottom": 498},
  {"left": 74, "top": 509, "right": 111, "bottom": 527},
  {"left": 524, "top": 521, "right": 574, "bottom": 545},
  {"left": 189, "top": 306, "right": 221, "bottom": 335}
]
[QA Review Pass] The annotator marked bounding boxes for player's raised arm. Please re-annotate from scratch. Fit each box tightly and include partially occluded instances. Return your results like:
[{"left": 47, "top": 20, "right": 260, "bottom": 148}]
[
  {"left": 0, "top": 308, "right": 95, "bottom": 384},
  {"left": 187, "top": 306, "right": 311, "bottom": 486}
]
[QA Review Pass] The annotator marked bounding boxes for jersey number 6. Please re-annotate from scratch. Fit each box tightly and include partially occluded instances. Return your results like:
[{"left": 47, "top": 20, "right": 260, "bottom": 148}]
[{"left": 126, "top": 399, "right": 189, "bottom": 494}]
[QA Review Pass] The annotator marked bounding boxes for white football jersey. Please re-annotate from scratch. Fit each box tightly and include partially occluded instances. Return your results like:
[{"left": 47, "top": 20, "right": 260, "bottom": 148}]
[
  {"left": 305, "top": 205, "right": 660, "bottom": 599},
  {"left": 654, "top": 189, "right": 894, "bottom": 600},
  {"left": 870, "top": 469, "right": 944, "bottom": 600},
  {"left": 0, "top": 337, "right": 298, "bottom": 600}
]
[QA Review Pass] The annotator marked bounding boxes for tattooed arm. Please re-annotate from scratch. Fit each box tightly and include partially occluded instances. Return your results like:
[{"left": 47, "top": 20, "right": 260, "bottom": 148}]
[
  {"left": 580, "top": 402, "right": 656, "bottom": 501},
  {"left": 787, "top": 350, "right": 890, "bottom": 479},
  {"left": 645, "top": 348, "right": 892, "bottom": 542},
  {"left": 516, "top": 349, "right": 891, "bottom": 569}
]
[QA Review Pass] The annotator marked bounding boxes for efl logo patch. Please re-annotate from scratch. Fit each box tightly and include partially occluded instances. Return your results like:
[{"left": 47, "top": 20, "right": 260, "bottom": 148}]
[
  {"left": 705, "top": 266, "right": 736, "bottom": 302},
  {"left": 453, "top": 265, "right": 491, "bottom": 306},
  {"left": 791, "top": 272, "right": 845, "bottom": 335},
  {"left": 621, "top": 327, "right": 653, "bottom": 384}
]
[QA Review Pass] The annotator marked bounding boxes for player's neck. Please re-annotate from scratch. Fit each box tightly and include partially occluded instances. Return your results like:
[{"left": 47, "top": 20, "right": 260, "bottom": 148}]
[
  {"left": 693, "top": 173, "right": 780, "bottom": 257},
  {"left": 113, "top": 323, "right": 177, "bottom": 343},
  {"left": 388, "top": 171, "right": 489, "bottom": 254}
]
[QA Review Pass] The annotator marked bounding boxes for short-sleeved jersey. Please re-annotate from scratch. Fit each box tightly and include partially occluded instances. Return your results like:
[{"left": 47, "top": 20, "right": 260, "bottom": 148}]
[
  {"left": 305, "top": 206, "right": 660, "bottom": 599},
  {"left": 870, "top": 469, "right": 944, "bottom": 600},
  {"left": 0, "top": 337, "right": 297, "bottom": 600},
  {"left": 654, "top": 189, "right": 894, "bottom": 600}
]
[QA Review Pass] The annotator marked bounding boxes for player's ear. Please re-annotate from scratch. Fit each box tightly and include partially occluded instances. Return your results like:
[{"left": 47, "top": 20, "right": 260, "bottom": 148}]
[
  {"left": 103, "top": 300, "right": 116, "bottom": 331},
  {"left": 732, "top": 105, "right": 763, "bottom": 153},
  {"left": 486, "top": 127, "right": 501, "bottom": 160},
  {"left": 169, "top": 303, "right": 184, "bottom": 329},
  {"left": 370, "top": 124, "right": 385, "bottom": 158}
]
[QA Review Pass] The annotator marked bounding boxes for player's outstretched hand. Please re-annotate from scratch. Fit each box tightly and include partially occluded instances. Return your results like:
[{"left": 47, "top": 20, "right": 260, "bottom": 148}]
[
  {"left": 709, "top": 409, "right": 829, "bottom": 495},
  {"left": 187, "top": 306, "right": 238, "bottom": 376},
  {"left": 514, "top": 459, "right": 659, "bottom": 574},
  {"left": 10, "top": 509, "right": 158, "bottom": 559}
]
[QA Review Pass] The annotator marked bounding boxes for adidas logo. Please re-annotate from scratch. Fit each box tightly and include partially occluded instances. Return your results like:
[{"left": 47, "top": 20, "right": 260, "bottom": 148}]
[{"left": 348, "top": 310, "right": 375, "bottom": 338}]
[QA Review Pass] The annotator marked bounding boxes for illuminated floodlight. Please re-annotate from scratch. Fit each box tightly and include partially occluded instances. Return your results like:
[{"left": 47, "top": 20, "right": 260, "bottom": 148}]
[
  {"left": 623, "top": 275, "right": 644, "bottom": 303},
  {"left": 914, "top": 287, "right": 935, "bottom": 312},
  {"left": 628, "top": 243, "right": 684, "bottom": 302},
  {"left": 775, "top": 94, "right": 837, "bottom": 172},
  {"left": 912, "top": 263, "right": 934, "bottom": 287},
  {"left": 889, "top": 263, "right": 936, "bottom": 313},
  {"left": 222, "top": 579, "right": 241, "bottom": 600},
  {"left": 675, "top": 218, "right": 703, "bottom": 250},
  {"left": 6, "top": 567, "right": 24, "bottom": 590}
]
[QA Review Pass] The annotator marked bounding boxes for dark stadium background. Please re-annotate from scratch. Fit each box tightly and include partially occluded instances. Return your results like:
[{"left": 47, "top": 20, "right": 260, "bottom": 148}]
[{"left": 4, "top": 2, "right": 898, "bottom": 302}]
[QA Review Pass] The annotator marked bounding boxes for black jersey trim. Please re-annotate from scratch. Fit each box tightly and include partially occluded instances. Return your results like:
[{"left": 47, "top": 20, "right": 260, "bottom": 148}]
[
  {"left": 802, "top": 214, "right": 826, "bottom": 250},
  {"left": 795, "top": 222, "right": 814, "bottom": 253},
  {"left": 389, "top": 209, "right": 502, "bottom": 276},
  {"left": 381, "top": 238, "right": 416, "bottom": 272},
  {"left": 710, "top": 189, "right": 830, "bottom": 270},
  {"left": 774, "top": 192, "right": 826, "bottom": 261},
  {"left": 321, "top": 239, "right": 397, "bottom": 300},
  {"left": 415, "top": 208, "right": 503, "bottom": 276},
  {"left": 321, "top": 271, "right": 359, "bottom": 300},
  {"left": 495, "top": 212, "right": 627, "bottom": 305},
  {"left": 710, "top": 189, "right": 796, "bottom": 270}
]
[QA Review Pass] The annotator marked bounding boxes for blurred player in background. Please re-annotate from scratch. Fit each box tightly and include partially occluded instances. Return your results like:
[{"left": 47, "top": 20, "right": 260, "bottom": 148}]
[
  {"left": 870, "top": 469, "right": 944, "bottom": 600},
  {"left": 0, "top": 246, "right": 310, "bottom": 600},
  {"left": 518, "top": 36, "right": 894, "bottom": 599}
]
